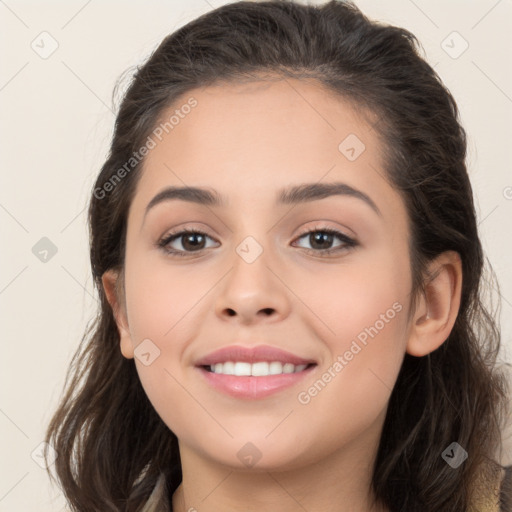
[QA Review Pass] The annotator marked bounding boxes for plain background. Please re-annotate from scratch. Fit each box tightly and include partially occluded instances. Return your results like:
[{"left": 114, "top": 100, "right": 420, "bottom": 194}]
[{"left": 1, "top": 0, "right": 511, "bottom": 510}]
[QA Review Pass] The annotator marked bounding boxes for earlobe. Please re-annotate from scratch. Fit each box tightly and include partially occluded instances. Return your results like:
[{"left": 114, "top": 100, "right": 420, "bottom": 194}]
[
  {"left": 406, "top": 251, "right": 463, "bottom": 357},
  {"left": 101, "top": 269, "right": 134, "bottom": 359}
]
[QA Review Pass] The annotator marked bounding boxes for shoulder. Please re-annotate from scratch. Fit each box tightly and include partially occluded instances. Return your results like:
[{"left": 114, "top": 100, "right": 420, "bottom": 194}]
[
  {"left": 470, "top": 464, "right": 509, "bottom": 512},
  {"left": 499, "top": 465, "right": 512, "bottom": 512},
  {"left": 496, "top": 363, "right": 512, "bottom": 511}
]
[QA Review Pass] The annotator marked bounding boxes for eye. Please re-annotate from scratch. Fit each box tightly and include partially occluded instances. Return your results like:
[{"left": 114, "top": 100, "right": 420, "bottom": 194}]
[
  {"left": 292, "top": 226, "right": 358, "bottom": 257},
  {"left": 158, "top": 228, "right": 218, "bottom": 257},
  {"left": 157, "top": 225, "right": 358, "bottom": 258}
]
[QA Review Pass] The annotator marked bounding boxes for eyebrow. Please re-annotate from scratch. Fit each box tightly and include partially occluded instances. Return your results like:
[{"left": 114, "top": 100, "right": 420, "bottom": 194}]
[{"left": 143, "top": 181, "right": 381, "bottom": 220}]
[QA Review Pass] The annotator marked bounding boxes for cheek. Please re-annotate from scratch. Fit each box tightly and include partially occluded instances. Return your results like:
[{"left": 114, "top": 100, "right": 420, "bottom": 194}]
[
  {"left": 299, "top": 247, "right": 410, "bottom": 348},
  {"left": 122, "top": 256, "right": 195, "bottom": 432},
  {"left": 293, "top": 281, "right": 408, "bottom": 460},
  {"left": 297, "top": 248, "right": 410, "bottom": 409},
  {"left": 124, "top": 250, "right": 213, "bottom": 343},
  {"left": 122, "top": 252, "right": 221, "bottom": 423}
]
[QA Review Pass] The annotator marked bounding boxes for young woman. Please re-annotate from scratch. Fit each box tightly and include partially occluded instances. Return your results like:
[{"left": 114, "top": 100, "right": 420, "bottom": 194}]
[{"left": 44, "top": 1, "right": 511, "bottom": 510}]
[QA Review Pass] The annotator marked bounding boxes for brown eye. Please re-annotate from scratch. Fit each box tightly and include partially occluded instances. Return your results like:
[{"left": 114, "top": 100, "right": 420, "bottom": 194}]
[
  {"left": 158, "top": 229, "right": 217, "bottom": 257},
  {"left": 179, "top": 232, "right": 207, "bottom": 251},
  {"left": 293, "top": 227, "right": 357, "bottom": 257}
]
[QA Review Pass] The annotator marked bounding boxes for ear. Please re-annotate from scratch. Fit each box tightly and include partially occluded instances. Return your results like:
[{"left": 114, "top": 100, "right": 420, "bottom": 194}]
[
  {"left": 406, "top": 251, "right": 463, "bottom": 357},
  {"left": 102, "top": 269, "right": 134, "bottom": 359}
]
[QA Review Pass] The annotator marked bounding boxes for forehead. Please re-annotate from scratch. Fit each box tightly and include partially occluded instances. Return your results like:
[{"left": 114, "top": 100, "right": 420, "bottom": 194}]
[
  {"left": 148, "top": 78, "right": 380, "bottom": 169},
  {"left": 130, "top": 77, "right": 404, "bottom": 223}
]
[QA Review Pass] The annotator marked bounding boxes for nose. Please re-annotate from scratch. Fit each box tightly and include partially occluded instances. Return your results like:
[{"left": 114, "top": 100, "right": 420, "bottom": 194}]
[{"left": 214, "top": 245, "right": 291, "bottom": 325}]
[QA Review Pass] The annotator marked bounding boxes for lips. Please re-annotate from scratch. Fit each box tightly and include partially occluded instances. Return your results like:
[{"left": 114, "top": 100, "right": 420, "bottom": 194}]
[
  {"left": 194, "top": 345, "right": 318, "bottom": 400},
  {"left": 196, "top": 364, "right": 317, "bottom": 399},
  {"left": 194, "top": 344, "right": 317, "bottom": 367}
]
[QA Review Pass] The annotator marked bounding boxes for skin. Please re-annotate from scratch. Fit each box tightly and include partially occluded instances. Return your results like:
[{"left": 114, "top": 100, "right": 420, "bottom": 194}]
[{"left": 102, "top": 78, "right": 462, "bottom": 512}]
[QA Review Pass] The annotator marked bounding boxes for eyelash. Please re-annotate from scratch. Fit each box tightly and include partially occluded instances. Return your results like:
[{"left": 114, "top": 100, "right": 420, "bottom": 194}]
[{"left": 157, "top": 225, "right": 358, "bottom": 258}]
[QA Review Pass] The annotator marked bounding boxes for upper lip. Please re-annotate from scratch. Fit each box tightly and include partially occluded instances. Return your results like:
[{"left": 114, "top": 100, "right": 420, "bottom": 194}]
[{"left": 195, "top": 345, "right": 317, "bottom": 367}]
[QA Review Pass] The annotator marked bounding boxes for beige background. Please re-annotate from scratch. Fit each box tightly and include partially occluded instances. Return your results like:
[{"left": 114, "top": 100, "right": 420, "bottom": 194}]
[{"left": 1, "top": 0, "right": 511, "bottom": 510}]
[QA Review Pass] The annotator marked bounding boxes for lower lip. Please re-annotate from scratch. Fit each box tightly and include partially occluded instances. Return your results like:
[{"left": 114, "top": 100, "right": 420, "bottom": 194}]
[{"left": 196, "top": 365, "right": 317, "bottom": 400}]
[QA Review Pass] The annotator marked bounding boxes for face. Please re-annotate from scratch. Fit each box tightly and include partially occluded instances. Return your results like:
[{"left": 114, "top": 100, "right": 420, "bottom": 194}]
[{"left": 110, "top": 78, "right": 415, "bottom": 471}]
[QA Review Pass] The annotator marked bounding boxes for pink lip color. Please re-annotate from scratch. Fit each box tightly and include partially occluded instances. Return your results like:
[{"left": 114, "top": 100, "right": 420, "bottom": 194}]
[{"left": 195, "top": 364, "right": 316, "bottom": 400}]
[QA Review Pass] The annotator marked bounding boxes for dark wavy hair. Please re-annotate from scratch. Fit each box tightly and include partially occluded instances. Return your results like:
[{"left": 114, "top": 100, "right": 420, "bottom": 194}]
[{"left": 44, "top": 1, "right": 510, "bottom": 510}]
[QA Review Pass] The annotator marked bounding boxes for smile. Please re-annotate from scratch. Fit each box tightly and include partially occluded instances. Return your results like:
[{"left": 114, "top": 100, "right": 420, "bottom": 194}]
[
  {"left": 205, "top": 361, "right": 312, "bottom": 376},
  {"left": 196, "top": 362, "right": 317, "bottom": 400}
]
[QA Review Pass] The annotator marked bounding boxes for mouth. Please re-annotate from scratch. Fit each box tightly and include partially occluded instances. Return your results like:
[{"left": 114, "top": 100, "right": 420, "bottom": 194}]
[
  {"left": 195, "top": 361, "right": 318, "bottom": 400},
  {"left": 200, "top": 361, "right": 317, "bottom": 376}
]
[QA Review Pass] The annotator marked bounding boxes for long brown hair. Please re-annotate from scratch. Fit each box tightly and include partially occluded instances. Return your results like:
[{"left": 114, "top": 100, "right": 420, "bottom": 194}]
[{"left": 44, "top": 1, "right": 510, "bottom": 510}]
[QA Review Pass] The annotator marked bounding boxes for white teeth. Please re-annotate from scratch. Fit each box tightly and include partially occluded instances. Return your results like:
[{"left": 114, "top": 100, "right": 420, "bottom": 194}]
[
  {"left": 251, "top": 362, "right": 269, "bottom": 376},
  {"left": 209, "top": 361, "right": 309, "bottom": 376},
  {"left": 234, "top": 362, "right": 252, "bottom": 376},
  {"left": 283, "top": 363, "right": 295, "bottom": 373},
  {"left": 222, "top": 361, "right": 235, "bottom": 375},
  {"left": 269, "top": 361, "right": 283, "bottom": 375}
]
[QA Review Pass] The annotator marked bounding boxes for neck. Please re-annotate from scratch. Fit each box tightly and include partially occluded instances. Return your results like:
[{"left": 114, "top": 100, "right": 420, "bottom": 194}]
[{"left": 172, "top": 413, "right": 389, "bottom": 512}]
